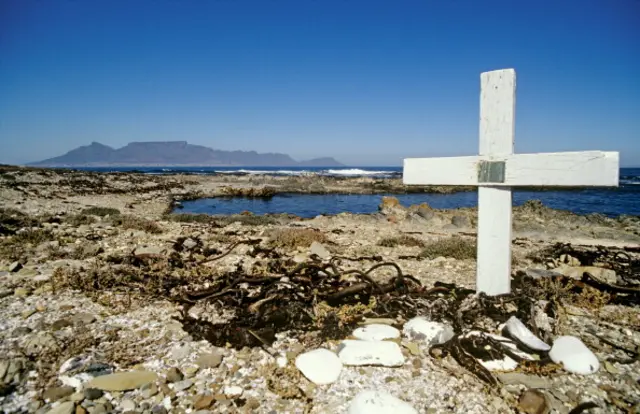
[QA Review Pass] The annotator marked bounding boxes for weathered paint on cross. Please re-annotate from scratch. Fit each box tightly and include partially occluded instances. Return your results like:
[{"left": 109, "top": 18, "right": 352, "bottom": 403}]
[{"left": 403, "top": 69, "right": 619, "bottom": 296}]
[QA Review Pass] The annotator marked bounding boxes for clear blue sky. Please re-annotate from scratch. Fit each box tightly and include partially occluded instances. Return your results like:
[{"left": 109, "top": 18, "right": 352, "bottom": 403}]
[{"left": 1, "top": 0, "right": 638, "bottom": 166}]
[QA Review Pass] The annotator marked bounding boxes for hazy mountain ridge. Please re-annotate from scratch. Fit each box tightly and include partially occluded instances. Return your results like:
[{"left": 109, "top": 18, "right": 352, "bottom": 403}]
[{"left": 30, "top": 141, "right": 344, "bottom": 167}]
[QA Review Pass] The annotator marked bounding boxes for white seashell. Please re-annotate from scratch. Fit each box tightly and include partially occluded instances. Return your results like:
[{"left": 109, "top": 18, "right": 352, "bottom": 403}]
[{"left": 505, "top": 316, "right": 551, "bottom": 351}]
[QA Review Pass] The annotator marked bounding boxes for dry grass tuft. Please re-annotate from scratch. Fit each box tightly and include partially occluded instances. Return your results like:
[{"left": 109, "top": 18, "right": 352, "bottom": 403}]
[
  {"left": 268, "top": 228, "right": 327, "bottom": 249},
  {"left": 64, "top": 213, "right": 97, "bottom": 226},
  {"left": 378, "top": 235, "right": 425, "bottom": 248},
  {"left": 0, "top": 229, "right": 55, "bottom": 261},
  {"left": 168, "top": 213, "right": 217, "bottom": 224},
  {"left": 419, "top": 236, "right": 477, "bottom": 260},
  {"left": 81, "top": 206, "right": 121, "bottom": 217},
  {"left": 112, "top": 215, "right": 162, "bottom": 234},
  {"left": 0, "top": 208, "right": 39, "bottom": 235}
]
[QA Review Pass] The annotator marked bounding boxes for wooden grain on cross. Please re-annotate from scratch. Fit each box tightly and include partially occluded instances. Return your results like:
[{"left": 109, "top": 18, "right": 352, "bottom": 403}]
[{"left": 403, "top": 69, "right": 619, "bottom": 295}]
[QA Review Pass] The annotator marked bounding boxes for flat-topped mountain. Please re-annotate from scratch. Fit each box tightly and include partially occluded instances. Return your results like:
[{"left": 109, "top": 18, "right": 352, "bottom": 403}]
[{"left": 29, "top": 141, "right": 344, "bottom": 167}]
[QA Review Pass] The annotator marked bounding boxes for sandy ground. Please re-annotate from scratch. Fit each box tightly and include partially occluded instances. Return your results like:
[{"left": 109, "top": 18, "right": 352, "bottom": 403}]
[{"left": 0, "top": 167, "right": 639, "bottom": 414}]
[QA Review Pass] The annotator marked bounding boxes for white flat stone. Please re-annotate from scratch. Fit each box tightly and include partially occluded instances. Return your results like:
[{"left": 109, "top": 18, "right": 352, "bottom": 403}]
[
  {"left": 352, "top": 324, "right": 400, "bottom": 341},
  {"left": 549, "top": 336, "right": 600, "bottom": 375},
  {"left": 338, "top": 340, "right": 405, "bottom": 367},
  {"left": 295, "top": 348, "right": 342, "bottom": 385},
  {"left": 347, "top": 390, "right": 418, "bottom": 414},
  {"left": 504, "top": 316, "right": 551, "bottom": 351},
  {"left": 402, "top": 317, "right": 454, "bottom": 346}
]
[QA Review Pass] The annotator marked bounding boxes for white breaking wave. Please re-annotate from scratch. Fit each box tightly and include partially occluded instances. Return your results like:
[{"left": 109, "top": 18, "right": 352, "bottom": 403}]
[
  {"left": 212, "top": 168, "right": 398, "bottom": 177},
  {"left": 324, "top": 169, "right": 393, "bottom": 176},
  {"left": 215, "top": 169, "right": 312, "bottom": 176}
]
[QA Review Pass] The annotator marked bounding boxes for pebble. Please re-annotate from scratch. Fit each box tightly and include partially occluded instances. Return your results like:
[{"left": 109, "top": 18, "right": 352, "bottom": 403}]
[
  {"left": 352, "top": 324, "right": 400, "bottom": 341},
  {"left": 45, "top": 402, "right": 76, "bottom": 414},
  {"left": 14, "top": 287, "right": 30, "bottom": 297},
  {"left": 120, "top": 399, "right": 136, "bottom": 411},
  {"left": 193, "top": 395, "right": 215, "bottom": 410},
  {"left": 86, "top": 371, "right": 158, "bottom": 391},
  {"left": 173, "top": 379, "right": 193, "bottom": 392},
  {"left": 555, "top": 266, "right": 617, "bottom": 284},
  {"left": 347, "top": 390, "right": 418, "bottom": 414},
  {"left": 196, "top": 352, "right": 222, "bottom": 369},
  {"left": 518, "top": 389, "right": 549, "bottom": 414},
  {"left": 295, "top": 348, "right": 343, "bottom": 385},
  {"left": 70, "top": 392, "right": 85, "bottom": 402},
  {"left": 9, "top": 261, "right": 23, "bottom": 273},
  {"left": 183, "top": 366, "right": 199, "bottom": 378},
  {"left": 43, "top": 386, "right": 75, "bottom": 402},
  {"left": 338, "top": 340, "right": 405, "bottom": 367},
  {"left": 140, "top": 382, "right": 158, "bottom": 398},
  {"left": 166, "top": 367, "right": 184, "bottom": 383},
  {"left": 549, "top": 336, "right": 600, "bottom": 375},
  {"left": 402, "top": 317, "right": 454, "bottom": 346},
  {"left": 171, "top": 344, "right": 192, "bottom": 360},
  {"left": 83, "top": 388, "right": 104, "bottom": 400},
  {"left": 223, "top": 385, "right": 243, "bottom": 397},
  {"left": 497, "top": 373, "right": 552, "bottom": 388},
  {"left": 310, "top": 241, "right": 331, "bottom": 259}
]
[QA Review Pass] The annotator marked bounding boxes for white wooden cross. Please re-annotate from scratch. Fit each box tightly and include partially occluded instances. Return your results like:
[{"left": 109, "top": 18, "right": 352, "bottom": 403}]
[{"left": 403, "top": 68, "right": 619, "bottom": 296}]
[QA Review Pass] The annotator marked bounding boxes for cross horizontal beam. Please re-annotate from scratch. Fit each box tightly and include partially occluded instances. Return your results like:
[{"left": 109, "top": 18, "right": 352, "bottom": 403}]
[{"left": 404, "top": 150, "right": 619, "bottom": 187}]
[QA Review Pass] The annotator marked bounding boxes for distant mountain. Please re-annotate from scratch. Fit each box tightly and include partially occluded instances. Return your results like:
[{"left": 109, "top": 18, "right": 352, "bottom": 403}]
[{"left": 29, "top": 141, "right": 344, "bottom": 167}]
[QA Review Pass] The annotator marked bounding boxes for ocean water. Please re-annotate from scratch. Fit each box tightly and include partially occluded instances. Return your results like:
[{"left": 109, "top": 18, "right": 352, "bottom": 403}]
[{"left": 77, "top": 166, "right": 640, "bottom": 218}]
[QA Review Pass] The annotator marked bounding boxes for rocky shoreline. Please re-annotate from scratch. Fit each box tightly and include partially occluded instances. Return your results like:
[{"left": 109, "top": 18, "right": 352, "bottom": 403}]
[{"left": 1, "top": 166, "right": 639, "bottom": 414}]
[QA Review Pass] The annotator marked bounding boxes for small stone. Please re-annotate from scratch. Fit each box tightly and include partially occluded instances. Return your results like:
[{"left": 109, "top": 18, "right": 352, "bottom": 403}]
[
  {"left": 451, "top": 215, "right": 470, "bottom": 228},
  {"left": 70, "top": 392, "right": 85, "bottom": 402},
  {"left": 525, "top": 268, "right": 564, "bottom": 279},
  {"left": 140, "top": 383, "right": 158, "bottom": 398},
  {"left": 22, "top": 309, "right": 37, "bottom": 319},
  {"left": 183, "top": 366, "right": 199, "bottom": 378},
  {"left": 43, "top": 386, "right": 75, "bottom": 402},
  {"left": 352, "top": 324, "right": 400, "bottom": 341},
  {"left": 295, "top": 348, "right": 342, "bottom": 385},
  {"left": 14, "top": 287, "right": 30, "bottom": 297},
  {"left": 518, "top": 389, "right": 549, "bottom": 414},
  {"left": 171, "top": 344, "right": 192, "bottom": 360},
  {"left": 46, "top": 401, "right": 76, "bottom": 414},
  {"left": 404, "top": 342, "right": 420, "bottom": 356},
  {"left": 86, "top": 370, "right": 158, "bottom": 391},
  {"left": 51, "top": 318, "right": 73, "bottom": 331},
  {"left": 75, "top": 406, "right": 86, "bottom": 414},
  {"left": 310, "top": 242, "right": 331, "bottom": 259},
  {"left": 403, "top": 317, "right": 454, "bottom": 346},
  {"left": 71, "top": 313, "right": 96, "bottom": 325},
  {"left": 120, "top": 399, "right": 136, "bottom": 411},
  {"left": 555, "top": 266, "right": 617, "bottom": 284},
  {"left": 183, "top": 238, "right": 198, "bottom": 251},
  {"left": 36, "top": 303, "right": 47, "bottom": 312},
  {"left": 9, "top": 261, "right": 23, "bottom": 273},
  {"left": 193, "top": 395, "right": 215, "bottom": 410},
  {"left": 151, "top": 406, "right": 168, "bottom": 414},
  {"left": 549, "top": 336, "right": 599, "bottom": 375},
  {"left": 195, "top": 352, "right": 222, "bottom": 369},
  {"left": 604, "top": 361, "right": 620, "bottom": 374},
  {"left": 90, "top": 404, "right": 107, "bottom": 414},
  {"left": 497, "top": 373, "right": 552, "bottom": 388},
  {"left": 223, "top": 385, "right": 243, "bottom": 397},
  {"left": 173, "top": 379, "right": 193, "bottom": 392},
  {"left": 347, "top": 390, "right": 418, "bottom": 414},
  {"left": 338, "top": 340, "right": 405, "bottom": 367},
  {"left": 83, "top": 388, "right": 104, "bottom": 400},
  {"left": 12, "top": 326, "right": 32, "bottom": 336},
  {"left": 165, "top": 367, "right": 184, "bottom": 383}
]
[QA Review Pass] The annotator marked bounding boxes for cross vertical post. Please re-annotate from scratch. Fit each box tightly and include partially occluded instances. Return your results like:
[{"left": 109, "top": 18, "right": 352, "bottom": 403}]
[{"left": 477, "top": 69, "right": 516, "bottom": 295}]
